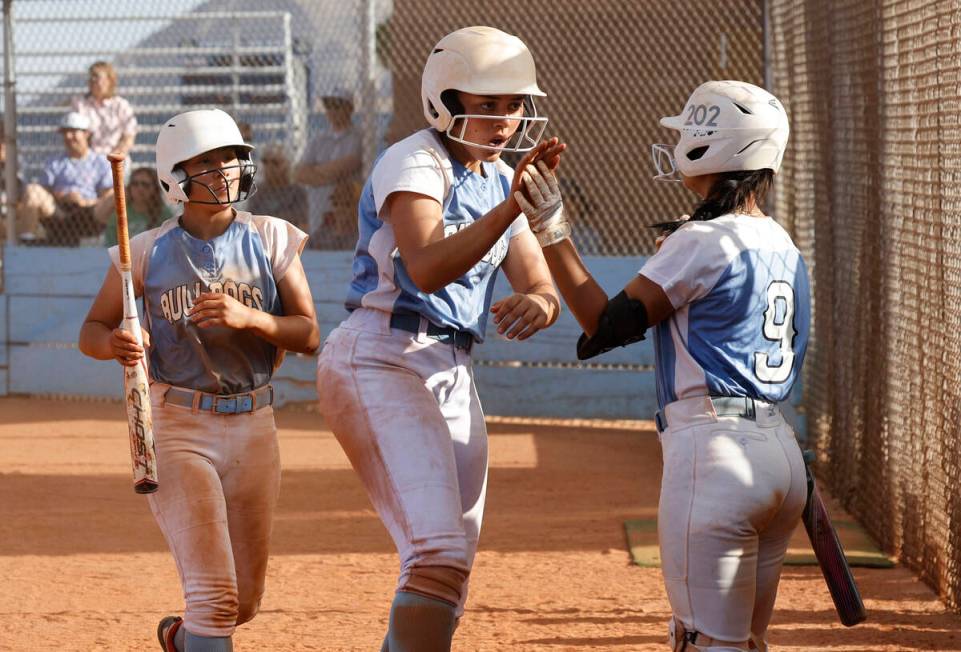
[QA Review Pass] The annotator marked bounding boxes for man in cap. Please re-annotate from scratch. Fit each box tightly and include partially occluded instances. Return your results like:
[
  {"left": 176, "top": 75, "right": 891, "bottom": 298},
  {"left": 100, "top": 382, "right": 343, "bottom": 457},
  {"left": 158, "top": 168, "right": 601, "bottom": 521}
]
[{"left": 19, "top": 111, "right": 113, "bottom": 245}]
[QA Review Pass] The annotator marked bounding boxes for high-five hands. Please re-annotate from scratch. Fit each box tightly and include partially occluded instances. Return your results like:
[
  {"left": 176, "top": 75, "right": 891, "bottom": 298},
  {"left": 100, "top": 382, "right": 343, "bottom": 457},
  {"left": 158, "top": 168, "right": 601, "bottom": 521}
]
[
  {"left": 509, "top": 138, "right": 566, "bottom": 211},
  {"left": 514, "top": 161, "right": 571, "bottom": 247}
]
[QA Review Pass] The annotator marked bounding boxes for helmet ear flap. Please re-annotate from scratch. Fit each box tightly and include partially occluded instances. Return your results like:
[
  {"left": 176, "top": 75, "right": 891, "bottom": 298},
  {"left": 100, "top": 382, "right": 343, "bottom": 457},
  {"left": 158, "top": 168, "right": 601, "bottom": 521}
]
[
  {"left": 239, "top": 169, "right": 254, "bottom": 193},
  {"left": 171, "top": 166, "right": 191, "bottom": 198},
  {"left": 439, "top": 90, "right": 463, "bottom": 117},
  {"left": 237, "top": 155, "right": 256, "bottom": 197}
]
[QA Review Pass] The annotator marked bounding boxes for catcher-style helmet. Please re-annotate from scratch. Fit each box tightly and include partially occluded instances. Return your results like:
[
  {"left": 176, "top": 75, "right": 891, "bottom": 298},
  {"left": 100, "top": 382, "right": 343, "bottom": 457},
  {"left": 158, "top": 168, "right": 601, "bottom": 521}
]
[
  {"left": 652, "top": 80, "right": 789, "bottom": 181},
  {"left": 421, "top": 26, "right": 547, "bottom": 152},
  {"left": 156, "top": 109, "right": 256, "bottom": 204}
]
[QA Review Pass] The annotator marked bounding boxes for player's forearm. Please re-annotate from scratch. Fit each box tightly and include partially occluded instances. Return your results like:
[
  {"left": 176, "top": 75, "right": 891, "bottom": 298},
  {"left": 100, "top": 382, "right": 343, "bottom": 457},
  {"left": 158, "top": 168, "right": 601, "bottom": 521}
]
[
  {"left": 79, "top": 320, "right": 118, "bottom": 360},
  {"left": 247, "top": 312, "right": 321, "bottom": 355},
  {"left": 404, "top": 201, "right": 518, "bottom": 294},
  {"left": 541, "top": 239, "right": 608, "bottom": 336}
]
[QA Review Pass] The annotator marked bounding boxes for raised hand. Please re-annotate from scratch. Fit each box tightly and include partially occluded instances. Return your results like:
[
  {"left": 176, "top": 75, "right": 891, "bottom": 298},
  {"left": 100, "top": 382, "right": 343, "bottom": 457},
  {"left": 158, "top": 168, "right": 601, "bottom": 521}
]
[
  {"left": 509, "top": 137, "right": 567, "bottom": 209},
  {"left": 514, "top": 161, "right": 564, "bottom": 232},
  {"left": 514, "top": 161, "right": 571, "bottom": 248}
]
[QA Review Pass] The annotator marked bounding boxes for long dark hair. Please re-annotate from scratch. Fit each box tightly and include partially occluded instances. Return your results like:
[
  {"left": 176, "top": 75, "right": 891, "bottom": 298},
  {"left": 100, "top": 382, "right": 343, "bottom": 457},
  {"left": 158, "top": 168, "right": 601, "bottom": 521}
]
[{"left": 691, "top": 169, "right": 774, "bottom": 221}]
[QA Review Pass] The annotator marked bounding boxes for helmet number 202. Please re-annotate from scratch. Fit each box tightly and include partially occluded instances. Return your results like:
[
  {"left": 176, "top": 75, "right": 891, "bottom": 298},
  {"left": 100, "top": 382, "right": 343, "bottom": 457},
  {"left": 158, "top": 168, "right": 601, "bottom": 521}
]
[
  {"left": 754, "top": 281, "right": 797, "bottom": 384},
  {"left": 684, "top": 104, "right": 720, "bottom": 127}
]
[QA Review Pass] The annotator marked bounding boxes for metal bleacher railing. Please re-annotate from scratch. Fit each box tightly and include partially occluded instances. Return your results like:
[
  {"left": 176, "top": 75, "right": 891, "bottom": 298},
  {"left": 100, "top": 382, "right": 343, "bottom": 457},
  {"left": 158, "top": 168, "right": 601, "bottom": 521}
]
[{"left": 13, "top": 11, "right": 308, "bottom": 182}]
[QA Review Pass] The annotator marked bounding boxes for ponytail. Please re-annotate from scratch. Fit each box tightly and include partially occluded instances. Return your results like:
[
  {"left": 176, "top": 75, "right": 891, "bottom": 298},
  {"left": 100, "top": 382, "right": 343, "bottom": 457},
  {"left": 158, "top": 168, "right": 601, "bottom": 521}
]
[{"left": 690, "top": 169, "right": 774, "bottom": 221}]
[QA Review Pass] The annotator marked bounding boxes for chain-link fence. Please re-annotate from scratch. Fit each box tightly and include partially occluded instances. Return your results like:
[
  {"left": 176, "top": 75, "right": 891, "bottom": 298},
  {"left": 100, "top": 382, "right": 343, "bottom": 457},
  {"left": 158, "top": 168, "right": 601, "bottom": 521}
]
[
  {"left": 382, "top": 0, "right": 764, "bottom": 255},
  {"left": 770, "top": 0, "right": 961, "bottom": 610},
  {"left": 0, "top": 0, "right": 763, "bottom": 253},
  {"left": 1, "top": 0, "right": 390, "bottom": 249}
]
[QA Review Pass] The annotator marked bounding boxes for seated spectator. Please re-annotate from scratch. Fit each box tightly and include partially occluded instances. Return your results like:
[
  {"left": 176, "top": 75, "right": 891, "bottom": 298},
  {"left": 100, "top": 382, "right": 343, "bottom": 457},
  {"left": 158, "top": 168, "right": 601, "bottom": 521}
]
[
  {"left": 18, "top": 112, "right": 113, "bottom": 246},
  {"left": 70, "top": 61, "right": 138, "bottom": 158},
  {"left": 247, "top": 144, "right": 308, "bottom": 230},
  {"left": 94, "top": 166, "right": 174, "bottom": 246},
  {"left": 294, "top": 87, "right": 362, "bottom": 249}
]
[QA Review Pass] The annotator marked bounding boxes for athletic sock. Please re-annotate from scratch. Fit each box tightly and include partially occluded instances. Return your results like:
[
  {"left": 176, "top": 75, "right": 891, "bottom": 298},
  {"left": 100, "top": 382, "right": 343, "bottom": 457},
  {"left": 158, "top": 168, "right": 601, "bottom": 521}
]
[
  {"left": 184, "top": 630, "right": 233, "bottom": 652},
  {"left": 385, "top": 591, "right": 457, "bottom": 652}
]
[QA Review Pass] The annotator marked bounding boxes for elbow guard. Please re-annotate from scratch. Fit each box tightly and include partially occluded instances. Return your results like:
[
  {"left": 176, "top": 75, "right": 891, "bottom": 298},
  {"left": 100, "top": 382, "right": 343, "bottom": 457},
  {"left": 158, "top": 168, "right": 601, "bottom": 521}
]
[{"left": 576, "top": 291, "right": 649, "bottom": 360}]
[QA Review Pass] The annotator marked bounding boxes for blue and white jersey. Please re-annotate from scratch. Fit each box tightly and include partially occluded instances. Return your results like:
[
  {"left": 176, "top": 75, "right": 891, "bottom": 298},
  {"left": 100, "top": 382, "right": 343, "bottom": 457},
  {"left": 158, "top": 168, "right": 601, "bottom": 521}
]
[
  {"left": 109, "top": 211, "right": 307, "bottom": 394},
  {"left": 346, "top": 128, "right": 528, "bottom": 342},
  {"left": 639, "top": 214, "right": 811, "bottom": 410}
]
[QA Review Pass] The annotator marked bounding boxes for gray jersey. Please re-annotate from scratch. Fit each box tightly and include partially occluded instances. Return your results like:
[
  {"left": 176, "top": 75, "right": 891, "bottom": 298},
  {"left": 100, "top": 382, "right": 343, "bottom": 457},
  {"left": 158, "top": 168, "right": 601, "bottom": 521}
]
[
  {"left": 110, "top": 210, "right": 307, "bottom": 394},
  {"left": 299, "top": 125, "right": 362, "bottom": 234}
]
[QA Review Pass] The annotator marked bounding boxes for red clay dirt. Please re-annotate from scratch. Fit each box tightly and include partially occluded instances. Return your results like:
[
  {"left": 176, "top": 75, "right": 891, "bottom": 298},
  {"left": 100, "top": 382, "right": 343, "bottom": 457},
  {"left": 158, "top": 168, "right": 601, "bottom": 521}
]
[{"left": 1, "top": 396, "right": 959, "bottom": 651}]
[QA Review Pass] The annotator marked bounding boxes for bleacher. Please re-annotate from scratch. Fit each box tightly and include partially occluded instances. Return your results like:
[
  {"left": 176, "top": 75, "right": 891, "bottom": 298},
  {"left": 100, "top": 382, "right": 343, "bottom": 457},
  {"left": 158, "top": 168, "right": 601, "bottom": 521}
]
[{"left": 14, "top": 10, "right": 309, "bottom": 182}]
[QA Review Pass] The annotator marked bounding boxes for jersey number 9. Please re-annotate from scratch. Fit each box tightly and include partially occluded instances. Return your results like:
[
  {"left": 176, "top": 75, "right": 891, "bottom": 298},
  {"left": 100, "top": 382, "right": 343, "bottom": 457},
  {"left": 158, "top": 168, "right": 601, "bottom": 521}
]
[{"left": 754, "top": 281, "right": 797, "bottom": 384}]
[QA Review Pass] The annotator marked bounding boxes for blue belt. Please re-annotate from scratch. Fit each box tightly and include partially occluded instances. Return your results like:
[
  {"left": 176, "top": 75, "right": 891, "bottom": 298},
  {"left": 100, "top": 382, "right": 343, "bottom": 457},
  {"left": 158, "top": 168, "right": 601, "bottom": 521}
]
[
  {"left": 163, "top": 384, "right": 274, "bottom": 415},
  {"left": 655, "top": 396, "right": 767, "bottom": 432},
  {"left": 389, "top": 313, "right": 474, "bottom": 352}
]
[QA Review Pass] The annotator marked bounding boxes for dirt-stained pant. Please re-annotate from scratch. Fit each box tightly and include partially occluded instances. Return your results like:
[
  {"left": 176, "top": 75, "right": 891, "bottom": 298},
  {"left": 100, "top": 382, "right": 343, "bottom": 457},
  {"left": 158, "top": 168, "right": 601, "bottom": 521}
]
[
  {"left": 657, "top": 395, "right": 807, "bottom": 646},
  {"left": 316, "top": 308, "right": 488, "bottom": 616},
  {"left": 147, "top": 382, "right": 281, "bottom": 638}
]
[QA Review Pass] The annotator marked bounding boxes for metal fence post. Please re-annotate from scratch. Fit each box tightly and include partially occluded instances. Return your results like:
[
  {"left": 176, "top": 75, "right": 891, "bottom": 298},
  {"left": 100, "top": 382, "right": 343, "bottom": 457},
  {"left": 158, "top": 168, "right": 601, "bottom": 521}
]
[{"left": 3, "top": 0, "right": 17, "bottom": 252}]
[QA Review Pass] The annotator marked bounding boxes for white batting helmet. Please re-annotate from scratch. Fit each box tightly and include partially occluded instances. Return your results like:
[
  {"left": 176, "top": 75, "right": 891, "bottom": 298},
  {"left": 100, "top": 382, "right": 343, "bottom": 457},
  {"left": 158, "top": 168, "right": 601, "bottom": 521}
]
[
  {"left": 155, "top": 109, "right": 256, "bottom": 204},
  {"left": 652, "top": 80, "right": 789, "bottom": 180},
  {"left": 421, "top": 26, "right": 548, "bottom": 152}
]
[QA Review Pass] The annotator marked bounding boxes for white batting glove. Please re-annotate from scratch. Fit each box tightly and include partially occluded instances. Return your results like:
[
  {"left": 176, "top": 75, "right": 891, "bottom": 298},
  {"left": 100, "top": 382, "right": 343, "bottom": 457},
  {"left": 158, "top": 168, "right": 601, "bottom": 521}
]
[{"left": 513, "top": 161, "right": 571, "bottom": 247}]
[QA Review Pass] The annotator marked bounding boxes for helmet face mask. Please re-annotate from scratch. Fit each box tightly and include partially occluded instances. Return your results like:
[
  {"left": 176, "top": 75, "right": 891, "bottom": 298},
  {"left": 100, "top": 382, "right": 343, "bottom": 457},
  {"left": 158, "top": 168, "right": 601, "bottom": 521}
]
[
  {"left": 652, "top": 80, "right": 789, "bottom": 181},
  {"left": 651, "top": 143, "right": 683, "bottom": 182},
  {"left": 422, "top": 27, "right": 548, "bottom": 153},
  {"left": 176, "top": 159, "right": 257, "bottom": 205},
  {"left": 445, "top": 114, "right": 548, "bottom": 153}
]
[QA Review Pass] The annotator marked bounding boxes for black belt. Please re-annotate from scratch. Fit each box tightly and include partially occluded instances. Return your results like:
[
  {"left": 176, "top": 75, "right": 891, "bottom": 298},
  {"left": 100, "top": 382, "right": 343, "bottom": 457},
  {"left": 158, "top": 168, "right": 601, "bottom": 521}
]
[
  {"left": 163, "top": 385, "right": 274, "bottom": 414},
  {"left": 389, "top": 313, "right": 474, "bottom": 351},
  {"left": 655, "top": 396, "right": 771, "bottom": 432}
]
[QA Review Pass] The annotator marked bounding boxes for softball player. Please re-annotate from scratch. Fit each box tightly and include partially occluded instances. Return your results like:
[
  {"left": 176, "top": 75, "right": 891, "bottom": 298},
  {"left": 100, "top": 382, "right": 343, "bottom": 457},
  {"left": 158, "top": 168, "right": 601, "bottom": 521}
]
[
  {"left": 515, "top": 81, "right": 810, "bottom": 651},
  {"left": 78, "top": 108, "right": 320, "bottom": 652},
  {"left": 316, "top": 26, "right": 562, "bottom": 652}
]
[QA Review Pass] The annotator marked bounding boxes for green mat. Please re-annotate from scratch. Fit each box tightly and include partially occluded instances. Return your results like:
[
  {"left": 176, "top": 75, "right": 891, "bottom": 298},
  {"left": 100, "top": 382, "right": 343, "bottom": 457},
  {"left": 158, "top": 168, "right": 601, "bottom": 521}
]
[{"left": 624, "top": 517, "right": 894, "bottom": 568}]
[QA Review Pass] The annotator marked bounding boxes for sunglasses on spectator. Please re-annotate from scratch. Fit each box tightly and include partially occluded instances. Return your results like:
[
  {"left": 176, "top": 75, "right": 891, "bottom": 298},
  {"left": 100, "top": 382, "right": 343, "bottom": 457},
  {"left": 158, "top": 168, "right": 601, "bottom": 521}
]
[{"left": 130, "top": 180, "right": 154, "bottom": 187}]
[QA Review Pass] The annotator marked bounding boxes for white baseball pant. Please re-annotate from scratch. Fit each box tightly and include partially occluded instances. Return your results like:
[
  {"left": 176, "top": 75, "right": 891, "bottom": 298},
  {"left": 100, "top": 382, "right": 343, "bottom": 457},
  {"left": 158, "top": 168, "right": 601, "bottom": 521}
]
[
  {"left": 316, "top": 308, "right": 488, "bottom": 615},
  {"left": 657, "top": 395, "right": 807, "bottom": 647},
  {"left": 146, "top": 382, "right": 281, "bottom": 638}
]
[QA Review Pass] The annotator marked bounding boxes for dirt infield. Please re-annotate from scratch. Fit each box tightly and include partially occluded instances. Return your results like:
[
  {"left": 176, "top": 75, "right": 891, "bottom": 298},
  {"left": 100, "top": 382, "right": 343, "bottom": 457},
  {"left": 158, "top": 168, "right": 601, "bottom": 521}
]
[{"left": 1, "top": 397, "right": 959, "bottom": 651}]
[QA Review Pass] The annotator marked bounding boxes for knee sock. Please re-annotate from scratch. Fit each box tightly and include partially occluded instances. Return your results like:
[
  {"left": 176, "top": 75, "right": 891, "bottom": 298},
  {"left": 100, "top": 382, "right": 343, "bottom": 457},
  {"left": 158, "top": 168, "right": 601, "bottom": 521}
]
[
  {"left": 174, "top": 625, "right": 186, "bottom": 652},
  {"left": 184, "top": 630, "right": 233, "bottom": 652},
  {"left": 385, "top": 590, "right": 457, "bottom": 652}
]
